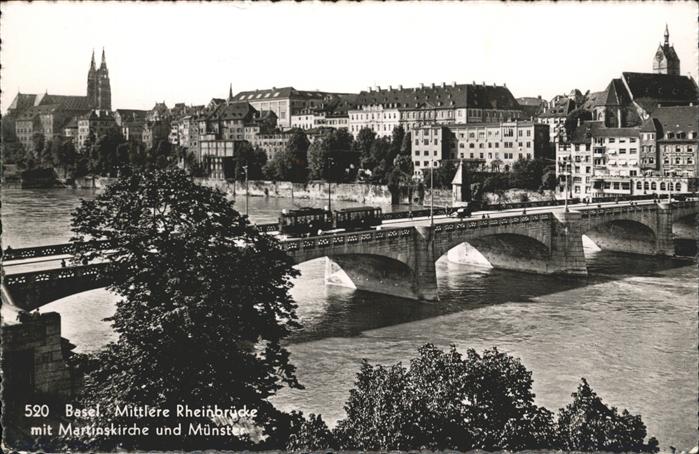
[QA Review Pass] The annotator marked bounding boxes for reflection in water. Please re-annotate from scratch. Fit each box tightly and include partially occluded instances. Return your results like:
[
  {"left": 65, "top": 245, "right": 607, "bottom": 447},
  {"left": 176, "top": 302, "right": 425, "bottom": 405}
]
[{"left": 4, "top": 188, "right": 698, "bottom": 449}]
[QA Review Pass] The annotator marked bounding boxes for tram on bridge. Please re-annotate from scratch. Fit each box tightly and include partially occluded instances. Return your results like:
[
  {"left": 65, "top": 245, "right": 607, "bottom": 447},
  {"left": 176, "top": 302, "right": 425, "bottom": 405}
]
[{"left": 279, "top": 206, "right": 383, "bottom": 237}]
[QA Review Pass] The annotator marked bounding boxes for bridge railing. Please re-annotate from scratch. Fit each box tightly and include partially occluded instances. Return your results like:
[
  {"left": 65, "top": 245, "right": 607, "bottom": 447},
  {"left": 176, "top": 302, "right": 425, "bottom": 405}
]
[
  {"left": 2, "top": 240, "right": 114, "bottom": 262},
  {"left": 281, "top": 226, "right": 415, "bottom": 253},
  {"left": 282, "top": 212, "right": 555, "bottom": 253},
  {"left": 434, "top": 212, "right": 552, "bottom": 233},
  {"left": 3, "top": 262, "right": 116, "bottom": 287}
]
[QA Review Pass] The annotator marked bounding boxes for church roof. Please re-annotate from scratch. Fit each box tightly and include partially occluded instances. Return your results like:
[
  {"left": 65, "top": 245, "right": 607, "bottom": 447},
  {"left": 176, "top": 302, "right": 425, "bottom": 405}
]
[
  {"left": 621, "top": 72, "right": 699, "bottom": 112},
  {"left": 36, "top": 94, "right": 92, "bottom": 111},
  {"left": 603, "top": 79, "right": 632, "bottom": 106}
]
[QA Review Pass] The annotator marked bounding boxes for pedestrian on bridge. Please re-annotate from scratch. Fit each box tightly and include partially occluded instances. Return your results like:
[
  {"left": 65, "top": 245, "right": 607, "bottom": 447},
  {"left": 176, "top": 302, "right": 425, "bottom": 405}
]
[{"left": 61, "top": 259, "right": 67, "bottom": 268}]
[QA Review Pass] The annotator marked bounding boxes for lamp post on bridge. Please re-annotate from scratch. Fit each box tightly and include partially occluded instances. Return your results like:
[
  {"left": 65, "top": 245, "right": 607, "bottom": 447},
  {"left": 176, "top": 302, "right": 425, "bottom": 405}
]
[
  {"left": 430, "top": 162, "right": 435, "bottom": 228},
  {"left": 243, "top": 165, "right": 249, "bottom": 217}
]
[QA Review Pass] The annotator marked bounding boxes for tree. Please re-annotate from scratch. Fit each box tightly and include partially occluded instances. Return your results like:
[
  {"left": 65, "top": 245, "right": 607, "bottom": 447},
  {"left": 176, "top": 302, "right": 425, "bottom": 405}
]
[
  {"left": 400, "top": 130, "right": 412, "bottom": 157},
  {"left": 564, "top": 108, "right": 593, "bottom": 139},
  {"left": 286, "top": 413, "right": 334, "bottom": 451},
  {"left": 354, "top": 127, "right": 376, "bottom": 165},
  {"left": 422, "top": 160, "right": 458, "bottom": 189},
  {"left": 264, "top": 129, "right": 309, "bottom": 182},
  {"left": 334, "top": 344, "right": 556, "bottom": 451},
  {"left": 308, "top": 129, "right": 358, "bottom": 182},
  {"left": 66, "top": 168, "right": 303, "bottom": 451},
  {"left": 233, "top": 141, "right": 267, "bottom": 180},
  {"left": 92, "top": 126, "right": 125, "bottom": 176},
  {"left": 556, "top": 378, "right": 659, "bottom": 453},
  {"left": 510, "top": 157, "right": 549, "bottom": 190}
]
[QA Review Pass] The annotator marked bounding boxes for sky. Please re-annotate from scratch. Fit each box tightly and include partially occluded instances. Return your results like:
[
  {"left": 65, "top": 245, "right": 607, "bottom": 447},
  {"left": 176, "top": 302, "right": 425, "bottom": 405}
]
[{"left": 1, "top": 1, "right": 697, "bottom": 112}]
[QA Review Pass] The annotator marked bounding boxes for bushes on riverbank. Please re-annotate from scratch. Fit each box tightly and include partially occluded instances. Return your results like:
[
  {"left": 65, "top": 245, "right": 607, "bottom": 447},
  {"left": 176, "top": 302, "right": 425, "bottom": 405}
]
[{"left": 287, "top": 344, "right": 659, "bottom": 452}]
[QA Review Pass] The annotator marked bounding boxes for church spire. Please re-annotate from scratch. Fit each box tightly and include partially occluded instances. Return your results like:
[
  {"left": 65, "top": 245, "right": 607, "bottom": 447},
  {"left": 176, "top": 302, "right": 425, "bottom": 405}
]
[
  {"left": 228, "top": 83, "right": 233, "bottom": 101},
  {"left": 100, "top": 47, "right": 108, "bottom": 71},
  {"left": 90, "top": 49, "right": 96, "bottom": 71},
  {"left": 664, "top": 24, "right": 669, "bottom": 46}
]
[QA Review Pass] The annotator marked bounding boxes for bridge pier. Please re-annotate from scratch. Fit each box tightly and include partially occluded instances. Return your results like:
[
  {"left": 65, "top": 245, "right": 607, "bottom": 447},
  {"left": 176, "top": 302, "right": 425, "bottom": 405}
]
[
  {"left": 655, "top": 202, "right": 675, "bottom": 255},
  {"left": 550, "top": 211, "right": 588, "bottom": 276},
  {"left": 414, "top": 227, "right": 439, "bottom": 301}
]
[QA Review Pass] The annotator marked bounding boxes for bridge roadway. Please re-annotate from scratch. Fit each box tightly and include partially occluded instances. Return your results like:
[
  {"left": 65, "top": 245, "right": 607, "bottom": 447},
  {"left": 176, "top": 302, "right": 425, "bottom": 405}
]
[{"left": 2, "top": 199, "right": 697, "bottom": 306}]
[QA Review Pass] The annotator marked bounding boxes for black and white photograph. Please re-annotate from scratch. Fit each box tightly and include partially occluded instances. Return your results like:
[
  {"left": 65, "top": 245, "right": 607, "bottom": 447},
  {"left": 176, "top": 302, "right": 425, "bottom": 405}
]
[{"left": 1, "top": 1, "right": 698, "bottom": 452}]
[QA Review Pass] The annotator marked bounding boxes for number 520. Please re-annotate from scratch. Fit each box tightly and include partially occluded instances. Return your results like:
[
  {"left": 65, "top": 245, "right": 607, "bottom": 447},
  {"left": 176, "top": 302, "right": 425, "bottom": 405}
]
[{"left": 25, "top": 404, "right": 49, "bottom": 417}]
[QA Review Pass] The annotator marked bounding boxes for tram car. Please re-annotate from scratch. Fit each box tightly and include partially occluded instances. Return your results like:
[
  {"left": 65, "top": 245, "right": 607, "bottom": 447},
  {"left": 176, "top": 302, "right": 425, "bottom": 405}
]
[
  {"left": 333, "top": 206, "right": 383, "bottom": 231},
  {"left": 279, "top": 207, "right": 333, "bottom": 237},
  {"left": 279, "top": 206, "right": 383, "bottom": 237}
]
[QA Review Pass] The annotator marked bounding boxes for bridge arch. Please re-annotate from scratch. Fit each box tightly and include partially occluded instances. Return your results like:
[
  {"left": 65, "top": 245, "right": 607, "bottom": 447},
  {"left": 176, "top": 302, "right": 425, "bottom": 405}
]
[
  {"left": 582, "top": 219, "right": 658, "bottom": 255},
  {"left": 3, "top": 264, "right": 115, "bottom": 311},
  {"left": 439, "top": 233, "right": 554, "bottom": 274}
]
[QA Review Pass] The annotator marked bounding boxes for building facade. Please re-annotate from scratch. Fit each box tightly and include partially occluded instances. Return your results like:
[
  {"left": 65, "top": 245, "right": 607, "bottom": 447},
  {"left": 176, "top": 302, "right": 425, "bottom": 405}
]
[
  {"left": 348, "top": 82, "right": 522, "bottom": 138},
  {"left": 411, "top": 121, "right": 550, "bottom": 178}
]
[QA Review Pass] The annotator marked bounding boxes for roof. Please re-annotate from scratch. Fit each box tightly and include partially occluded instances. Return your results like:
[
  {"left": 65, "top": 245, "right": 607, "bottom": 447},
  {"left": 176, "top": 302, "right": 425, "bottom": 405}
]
[
  {"left": 604, "top": 79, "right": 632, "bottom": 106},
  {"left": 351, "top": 83, "right": 520, "bottom": 111},
  {"left": 655, "top": 43, "right": 680, "bottom": 65},
  {"left": 621, "top": 72, "right": 698, "bottom": 112},
  {"left": 36, "top": 93, "right": 92, "bottom": 111},
  {"left": 7, "top": 93, "right": 38, "bottom": 113},
  {"left": 232, "top": 87, "right": 351, "bottom": 102},
  {"left": 539, "top": 96, "right": 574, "bottom": 118},
  {"left": 115, "top": 109, "right": 148, "bottom": 123},
  {"left": 208, "top": 101, "right": 257, "bottom": 122},
  {"left": 640, "top": 117, "right": 660, "bottom": 133},
  {"left": 64, "top": 117, "right": 79, "bottom": 129},
  {"left": 648, "top": 105, "right": 699, "bottom": 139},
  {"left": 516, "top": 97, "right": 545, "bottom": 107},
  {"left": 583, "top": 91, "right": 606, "bottom": 109},
  {"left": 569, "top": 121, "right": 640, "bottom": 143}
]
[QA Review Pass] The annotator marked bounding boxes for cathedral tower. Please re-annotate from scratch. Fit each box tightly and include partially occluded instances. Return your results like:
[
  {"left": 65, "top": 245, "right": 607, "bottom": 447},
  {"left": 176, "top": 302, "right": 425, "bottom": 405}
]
[
  {"left": 653, "top": 25, "right": 680, "bottom": 75},
  {"left": 87, "top": 50, "right": 98, "bottom": 108},
  {"left": 96, "top": 48, "right": 112, "bottom": 110}
]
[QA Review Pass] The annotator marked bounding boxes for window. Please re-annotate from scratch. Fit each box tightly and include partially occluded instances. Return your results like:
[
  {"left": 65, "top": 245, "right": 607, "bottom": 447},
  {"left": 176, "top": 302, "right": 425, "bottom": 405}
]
[
  {"left": 660, "top": 182, "right": 666, "bottom": 190},
  {"left": 469, "top": 143, "right": 474, "bottom": 149},
  {"left": 608, "top": 138, "right": 615, "bottom": 143},
  {"left": 636, "top": 182, "right": 642, "bottom": 190},
  {"left": 630, "top": 148, "right": 637, "bottom": 154},
  {"left": 675, "top": 182, "right": 681, "bottom": 191},
  {"left": 459, "top": 143, "right": 464, "bottom": 148},
  {"left": 651, "top": 182, "right": 657, "bottom": 190}
]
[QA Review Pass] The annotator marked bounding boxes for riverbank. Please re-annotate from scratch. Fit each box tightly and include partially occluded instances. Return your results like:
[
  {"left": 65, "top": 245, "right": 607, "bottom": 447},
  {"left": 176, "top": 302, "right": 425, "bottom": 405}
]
[{"left": 195, "top": 178, "right": 396, "bottom": 204}]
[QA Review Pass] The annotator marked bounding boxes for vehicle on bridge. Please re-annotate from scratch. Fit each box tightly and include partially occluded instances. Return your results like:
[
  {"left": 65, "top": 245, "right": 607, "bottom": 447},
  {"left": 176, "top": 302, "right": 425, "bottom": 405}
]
[
  {"left": 279, "top": 207, "right": 333, "bottom": 237},
  {"left": 279, "top": 206, "right": 382, "bottom": 237}
]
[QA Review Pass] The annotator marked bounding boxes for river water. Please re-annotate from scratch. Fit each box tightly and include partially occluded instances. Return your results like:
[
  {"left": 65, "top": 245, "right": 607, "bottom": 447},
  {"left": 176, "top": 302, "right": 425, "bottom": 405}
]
[{"left": 2, "top": 188, "right": 697, "bottom": 450}]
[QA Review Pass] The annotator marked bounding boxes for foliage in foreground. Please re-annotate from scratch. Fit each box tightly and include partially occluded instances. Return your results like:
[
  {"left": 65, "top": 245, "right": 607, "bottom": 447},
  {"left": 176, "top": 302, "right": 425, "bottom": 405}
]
[
  {"left": 65, "top": 168, "right": 302, "bottom": 450},
  {"left": 288, "top": 344, "right": 659, "bottom": 453}
]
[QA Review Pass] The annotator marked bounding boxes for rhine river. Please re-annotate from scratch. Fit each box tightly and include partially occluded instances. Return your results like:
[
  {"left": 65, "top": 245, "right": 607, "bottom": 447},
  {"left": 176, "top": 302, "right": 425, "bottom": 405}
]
[{"left": 3, "top": 188, "right": 697, "bottom": 450}]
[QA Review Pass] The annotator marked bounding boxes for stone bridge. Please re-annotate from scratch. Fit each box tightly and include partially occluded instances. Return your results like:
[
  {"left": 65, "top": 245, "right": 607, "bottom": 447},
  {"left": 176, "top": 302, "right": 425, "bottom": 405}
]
[{"left": 2, "top": 201, "right": 697, "bottom": 306}]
